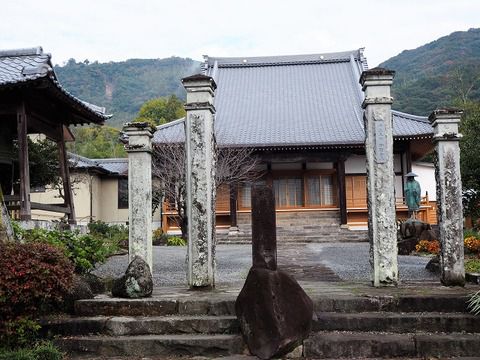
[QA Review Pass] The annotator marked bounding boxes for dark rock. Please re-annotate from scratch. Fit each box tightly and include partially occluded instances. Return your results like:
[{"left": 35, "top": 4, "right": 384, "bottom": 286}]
[
  {"left": 83, "top": 273, "right": 105, "bottom": 294},
  {"left": 64, "top": 274, "right": 94, "bottom": 313},
  {"left": 398, "top": 219, "right": 437, "bottom": 255},
  {"left": 112, "top": 256, "right": 153, "bottom": 298},
  {"left": 235, "top": 267, "right": 313, "bottom": 359},
  {"left": 251, "top": 186, "right": 277, "bottom": 270},
  {"left": 426, "top": 255, "right": 440, "bottom": 273},
  {"left": 397, "top": 237, "right": 418, "bottom": 255}
]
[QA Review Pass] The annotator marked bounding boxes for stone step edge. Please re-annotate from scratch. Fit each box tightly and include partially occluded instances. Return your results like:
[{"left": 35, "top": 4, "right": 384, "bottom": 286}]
[
  {"left": 313, "top": 311, "right": 480, "bottom": 332},
  {"left": 74, "top": 295, "right": 471, "bottom": 316},
  {"left": 304, "top": 331, "right": 480, "bottom": 359},
  {"left": 42, "top": 315, "right": 239, "bottom": 337},
  {"left": 54, "top": 333, "right": 246, "bottom": 358},
  {"left": 42, "top": 312, "right": 480, "bottom": 337}
]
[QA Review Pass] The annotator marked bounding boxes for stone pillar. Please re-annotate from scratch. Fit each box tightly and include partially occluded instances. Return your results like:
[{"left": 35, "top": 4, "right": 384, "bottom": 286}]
[
  {"left": 183, "top": 74, "right": 217, "bottom": 288},
  {"left": 123, "top": 122, "right": 154, "bottom": 271},
  {"left": 360, "top": 68, "right": 398, "bottom": 287},
  {"left": 429, "top": 109, "right": 465, "bottom": 286}
]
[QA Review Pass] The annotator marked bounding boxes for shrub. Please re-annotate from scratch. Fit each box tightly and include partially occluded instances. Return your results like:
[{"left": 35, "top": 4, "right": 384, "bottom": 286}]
[
  {"left": 0, "top": 242, "right": 73, "bottom": 347},
  {"left": 88, "top": 220, "right": 128, "bottom": 249},
  {"left": 152, "top": 228, "right": 168, "bottom": 245},
  {"left": 464, "top": 236, "right": 480, "bottom": 254},
  {"left": 415, "top": 240, "right": 440, "bottom": 254},
  {"left": 22, "top": 228, "right": 117, "bottom": 274},
  {"left": 1, "top": 318, "right": 41, "bottom": 349},
  {"left": 0, "top": 242, "right": 74, "bottom": 319},
  {"left": 465, "top": 259, "right": 480, "bottom": 273},
  {"left": 167, "top": 235, "right": 186, "bottom": 246}
]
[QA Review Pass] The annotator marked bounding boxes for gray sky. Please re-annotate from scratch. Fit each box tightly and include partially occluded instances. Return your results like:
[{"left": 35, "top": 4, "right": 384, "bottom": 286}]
[{"left": 1, "top": 0, "right": 478, "bottom": 67}]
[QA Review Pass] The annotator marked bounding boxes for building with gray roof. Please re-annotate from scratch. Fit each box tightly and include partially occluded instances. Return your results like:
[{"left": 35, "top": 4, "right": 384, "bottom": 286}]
[
  {"left": 0, "top": 47, "right": 111, "bottom": 224},
  {"left": 154, "top": 49, "right": 436, "bottom": 234}
]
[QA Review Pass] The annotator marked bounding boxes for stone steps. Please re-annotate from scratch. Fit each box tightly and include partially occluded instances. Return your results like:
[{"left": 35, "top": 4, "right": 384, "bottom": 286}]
[
  {"left": 314, "top": 312, "right": 480, "bottom": 333},
  {"left": 218, "top": 227, "right": 368, "bottom": 244},
  {"left": 42, "top": 315, "right": 239, "bottom": 336},
  {"left": 55, "top": 333, "right": 246, "bottom": 358},
  {"left": 52, "top": 291, "right": 477, "bottom": 358},
  {"left": 304, "top": 331, "right": 480, "bottom": 359},
  {"left": 74, "top": 297, "right": 235, "bottom": 317}
]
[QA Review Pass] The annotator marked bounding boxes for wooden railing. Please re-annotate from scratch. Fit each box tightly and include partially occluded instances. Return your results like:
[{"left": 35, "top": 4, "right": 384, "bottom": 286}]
[{"left": 4, "top": 194, "right": 71, "bottom": 220}]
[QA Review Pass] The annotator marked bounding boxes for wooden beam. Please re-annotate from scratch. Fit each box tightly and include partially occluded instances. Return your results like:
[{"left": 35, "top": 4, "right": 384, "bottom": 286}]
[
  {"left": 57, "top": 125, "right": 76, "bottom": 224},
  {"left": 260, "top": 152, "right": 349, "bottom": 163},
  {"left": 31, "top": 202, "right": 71, "bottom": 214},
  {"left": 17, "top": 101, "right": 31, "bottom": 220},
  {"left": 336, "top": 159, "right": 347, "bottom": 225}
]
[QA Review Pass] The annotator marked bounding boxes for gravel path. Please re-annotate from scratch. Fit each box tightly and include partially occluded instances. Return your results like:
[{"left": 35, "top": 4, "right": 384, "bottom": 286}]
[{"left": 94, "top": 243, "right": 438, "bottom": 286}]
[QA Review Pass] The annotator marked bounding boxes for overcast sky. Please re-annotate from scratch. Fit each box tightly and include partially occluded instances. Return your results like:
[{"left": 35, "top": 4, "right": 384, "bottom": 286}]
[{"left": 1, "top": 0, "right": 478, "bottom": 67}]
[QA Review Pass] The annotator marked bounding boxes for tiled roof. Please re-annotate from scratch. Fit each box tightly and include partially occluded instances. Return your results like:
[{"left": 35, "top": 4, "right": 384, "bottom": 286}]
[
  {"left": 154, "top": 49, "right": 433, "bottom": 148},
  {"left": 0, "top": 47, "right": 110, "bottom": 123},
  {"left": 69, "top": 153, "right": 127, "bottom": 175},
  {"left": 96, "top": 158, "right": 128, "bottom": 175}
]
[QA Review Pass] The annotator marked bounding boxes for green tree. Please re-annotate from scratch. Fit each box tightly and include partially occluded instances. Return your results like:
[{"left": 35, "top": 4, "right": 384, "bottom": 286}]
[
  {"left": 459, "top": 100, "right": 480, "bottom": 220},
  {"left": 68, "top": 126, "right": 126, "bottom": 158},
  {"left": 135, "top": 95, "right": 185, "bottom": 126}
]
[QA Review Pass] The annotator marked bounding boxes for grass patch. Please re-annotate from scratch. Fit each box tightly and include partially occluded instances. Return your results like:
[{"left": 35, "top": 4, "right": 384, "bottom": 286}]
[{"left": 0, "top": 341, "right": 64, "bottom": 360}]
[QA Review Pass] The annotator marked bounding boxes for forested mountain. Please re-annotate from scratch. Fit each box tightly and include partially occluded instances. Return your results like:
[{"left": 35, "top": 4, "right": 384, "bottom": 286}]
[
  {"left": 54, "top": 57, "right": 201, "bottom": 128},
  {"left": 380, "top": 28, "right": 480, "bottom": 115}
]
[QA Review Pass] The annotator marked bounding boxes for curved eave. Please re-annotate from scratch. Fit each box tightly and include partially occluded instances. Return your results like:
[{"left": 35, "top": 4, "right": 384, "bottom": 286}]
[{"left": 0, "top": 77, "right": 110, "bottom": 125}]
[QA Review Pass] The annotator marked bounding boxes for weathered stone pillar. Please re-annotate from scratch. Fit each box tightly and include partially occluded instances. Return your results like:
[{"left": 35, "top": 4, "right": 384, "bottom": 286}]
[
  {"left": 429, "top": 109, "right": 465, "bottom": 286},
  {"left": 183, "top": 74, "right": 217, "bottom": 288},
  {"left": 360, "top": 68, "right": 398, "bottom": 287},
  {"left": 123, "top": 122, "right": 154, "bottom": 271}
]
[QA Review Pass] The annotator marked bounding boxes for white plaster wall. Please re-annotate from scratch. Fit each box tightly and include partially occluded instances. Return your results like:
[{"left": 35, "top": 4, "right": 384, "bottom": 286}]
[
  {"left": 345, "top": 155, "right": 366, "bottom": 174},
  {"left": 345, "top": 154, "right": 401, "bottom": 174},
  {"left": 99, "top": 178, "right": 129, "bottom": 224},
  {"left": 412, "top": 162, "right": 436, "bottom": 201},
  {"left": 306, "top": 162, "right": 333, "bottom": 170}
]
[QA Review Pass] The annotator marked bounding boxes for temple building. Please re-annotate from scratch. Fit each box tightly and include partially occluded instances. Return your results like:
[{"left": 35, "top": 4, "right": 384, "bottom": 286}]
[{"left": 154, "top": 49, "right": 437, "bottom": 237}]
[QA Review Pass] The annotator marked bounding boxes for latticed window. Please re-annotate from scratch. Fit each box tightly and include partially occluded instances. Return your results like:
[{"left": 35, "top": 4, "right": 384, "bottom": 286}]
[
  {"left": 273, "top": 177, "right": 304, "bottom": 208},
  {"left": 305, "top": 175, "right": 335, "bottom": 206}
]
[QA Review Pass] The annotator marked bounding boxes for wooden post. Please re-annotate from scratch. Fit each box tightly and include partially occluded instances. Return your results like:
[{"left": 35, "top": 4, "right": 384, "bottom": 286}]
[
  {"left": 230, "top": 183, "right": 238, "bottom": 228},
  {"left": 17, "top": 102, "right": 31, "bottom": 220},
  {"left": 336, "top": 159, "right": 347, "bottom": 225},
  {"left": 58, "top": 125, "right": 76, "bottom": 224}
]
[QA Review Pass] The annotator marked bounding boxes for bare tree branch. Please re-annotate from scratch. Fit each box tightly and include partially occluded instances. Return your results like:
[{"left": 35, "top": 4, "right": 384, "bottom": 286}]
[{"left": 152, "top": 133, "right": 262, "bottom": 239}]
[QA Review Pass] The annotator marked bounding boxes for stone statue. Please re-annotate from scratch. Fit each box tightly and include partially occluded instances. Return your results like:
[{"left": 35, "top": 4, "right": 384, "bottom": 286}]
[{"left": 404, "top": 172, "right": 421, "bottom": 219}]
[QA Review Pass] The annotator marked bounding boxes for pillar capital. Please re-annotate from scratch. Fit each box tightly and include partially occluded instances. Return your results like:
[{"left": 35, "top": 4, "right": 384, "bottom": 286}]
[
  {"left": 182, "top": 74, "right": 216, "bottom": 110},
  {"left": 122, "top": 122, "right": 154, "bottom": 153},
  {"left": 429, "top": 108, "right": 463, "bottom": 142},
  {"left": 360, "top": 68, "right": 395, "bottom": 108}
]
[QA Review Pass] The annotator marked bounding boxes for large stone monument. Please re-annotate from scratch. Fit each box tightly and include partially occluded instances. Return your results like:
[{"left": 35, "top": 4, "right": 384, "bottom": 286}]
[
  {"left": 182, "top": 74, "right": 217, "bottom": 288},
  {"left": 360, "top": 68, "right": 398, "bottom": 287},
  {"left": 123, "top": 122, "right": 154, "bottom": 271},
  {"left": 235, "top": 185, "right": 313, "bottom": 359},
  {"left": 429, "top": 109, "right": 465, "bottom": 286}
]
